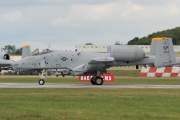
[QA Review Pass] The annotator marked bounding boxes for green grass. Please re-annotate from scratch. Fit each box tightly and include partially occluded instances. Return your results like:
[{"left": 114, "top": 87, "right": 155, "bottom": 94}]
[
  {"left": 1, "top": 70, "right": 180, "bottom": 120},
  {"left": 0, "top": 88, "right": 180, "bottom": 120},
  {"left": 108, "top": 70, "right": 141, "bottom": 76}
]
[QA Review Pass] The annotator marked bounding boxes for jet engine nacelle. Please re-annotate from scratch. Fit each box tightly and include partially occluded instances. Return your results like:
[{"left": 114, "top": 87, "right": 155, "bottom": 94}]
[
  {"left": 0, "top": 52, "right": 10, "bottom": 60},
  {"left": 107, "top": 45, "right": 145, "bottom": 61}
]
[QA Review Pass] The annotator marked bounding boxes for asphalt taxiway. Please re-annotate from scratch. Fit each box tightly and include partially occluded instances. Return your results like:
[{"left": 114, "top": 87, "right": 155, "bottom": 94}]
[{"left": 0, "top": 83, "right": 180, "bottom": 89}]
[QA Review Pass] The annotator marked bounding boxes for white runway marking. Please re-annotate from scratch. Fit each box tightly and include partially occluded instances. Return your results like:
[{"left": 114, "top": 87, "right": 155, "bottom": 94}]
[{"left": 0, "top": 83, "right": 180, "bottom": 89}]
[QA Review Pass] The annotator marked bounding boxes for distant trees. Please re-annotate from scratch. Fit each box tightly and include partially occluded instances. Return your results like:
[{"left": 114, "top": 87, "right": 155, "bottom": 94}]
[
  {"left": 14, "top": 48, "right": 22, "bottom": 55},
  {"left": 127, "top": 37, "right": 139, "bottom": 45},
  {"left": 1, "top": 45, "right": 22, "bottom": 55},
  {"left": 4, "top": 45, "right": 16, "bottom": 53},
  {"left": 128, "top": 27, "right": 180, "bottom": 45}
]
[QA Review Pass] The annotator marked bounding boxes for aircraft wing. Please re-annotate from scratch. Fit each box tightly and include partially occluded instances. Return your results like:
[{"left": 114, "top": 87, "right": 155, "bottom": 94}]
[
  {"left": 88, "top": 57, "right": 114, "bottom": 64},
  {"left": 72, "top": 57, "right": 114, "bottom": 75}
]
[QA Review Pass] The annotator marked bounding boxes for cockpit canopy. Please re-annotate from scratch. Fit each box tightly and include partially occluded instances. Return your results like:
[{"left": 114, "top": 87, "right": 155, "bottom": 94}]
[{"left": 30, "top": 49, "right": 53, "bottom": 56}]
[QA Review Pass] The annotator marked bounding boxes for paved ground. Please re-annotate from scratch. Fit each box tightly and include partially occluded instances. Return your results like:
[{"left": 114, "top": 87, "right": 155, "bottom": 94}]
[{"left": 1, "top": 83, "right": 180, "bottom": 89}]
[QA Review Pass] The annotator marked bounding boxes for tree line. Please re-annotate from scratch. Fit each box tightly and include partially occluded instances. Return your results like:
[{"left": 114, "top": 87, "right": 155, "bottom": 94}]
[
  {"left": 1, "top": 45, "right": 22, "bottom": 55},
  {"left": 128, "top": 27, "right": 180, "bottom": 45}
]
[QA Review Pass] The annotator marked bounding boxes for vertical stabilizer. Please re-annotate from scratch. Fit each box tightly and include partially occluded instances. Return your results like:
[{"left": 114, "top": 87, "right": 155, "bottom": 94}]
[
  {"left": 150, "top": 38, "right": 157, "bottom": 55},
  {"left": 22, "top": 45, "right": 31, "bottom": 58},
  {"left": 151, "top": 38, "right": 176, "bottom": 68}
]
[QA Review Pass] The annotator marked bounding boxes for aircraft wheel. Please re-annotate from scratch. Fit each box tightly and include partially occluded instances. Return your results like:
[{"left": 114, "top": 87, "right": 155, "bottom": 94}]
[
  {"left": 90, "top": 76, "right": 96, "bottom": 85},
  {"left": 39, "top": 79, "right": 45, "bottom": 85},
  {"left": 95, "top": 76, "right": 104, "bottom": 85}
]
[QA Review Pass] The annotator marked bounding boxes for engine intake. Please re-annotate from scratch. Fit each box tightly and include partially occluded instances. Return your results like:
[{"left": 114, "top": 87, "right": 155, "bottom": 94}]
[{"left": 3, "top": 54, "right": 10, "bottom": 60}]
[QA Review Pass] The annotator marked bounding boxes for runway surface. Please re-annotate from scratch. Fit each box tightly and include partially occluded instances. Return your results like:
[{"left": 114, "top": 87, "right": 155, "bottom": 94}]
[{"left": 1, "top": 83, "right": 180, "bottom": 89}]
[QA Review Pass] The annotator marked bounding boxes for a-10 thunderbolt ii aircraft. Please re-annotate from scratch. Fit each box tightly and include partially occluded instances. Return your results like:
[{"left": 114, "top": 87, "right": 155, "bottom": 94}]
[{"left": 14, "top": 38, "right": 180, "bottom": 85}]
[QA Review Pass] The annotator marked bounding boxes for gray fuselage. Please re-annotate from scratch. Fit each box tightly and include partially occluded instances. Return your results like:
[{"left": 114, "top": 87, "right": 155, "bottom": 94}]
[{"left": 14, "top": 50, "right": 155, "bottom": 70}]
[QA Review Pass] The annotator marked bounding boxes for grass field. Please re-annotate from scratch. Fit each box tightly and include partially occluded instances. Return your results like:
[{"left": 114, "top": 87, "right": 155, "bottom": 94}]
[
  {"left": 0, "top": 88, "right": 180, "bottom": 120},
  {"left": 1, "top": 70, "right": 180, "bottom": 120}
]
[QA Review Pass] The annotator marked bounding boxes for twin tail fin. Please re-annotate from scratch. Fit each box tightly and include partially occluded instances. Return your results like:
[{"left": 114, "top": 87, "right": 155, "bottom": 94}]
[{"left": 150, "top": 37, "right": 176, "bottom": 68}]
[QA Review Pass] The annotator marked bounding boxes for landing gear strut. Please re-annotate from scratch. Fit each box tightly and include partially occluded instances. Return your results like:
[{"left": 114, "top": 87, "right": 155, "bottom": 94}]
[{"left": 39, "top": 69, "right": 47, "bottom": 85}]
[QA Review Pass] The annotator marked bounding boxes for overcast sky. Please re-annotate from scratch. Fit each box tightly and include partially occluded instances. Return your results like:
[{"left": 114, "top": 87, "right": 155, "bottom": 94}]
[{"left": 0, "top": 0, "right": 180, "bottom": 50}]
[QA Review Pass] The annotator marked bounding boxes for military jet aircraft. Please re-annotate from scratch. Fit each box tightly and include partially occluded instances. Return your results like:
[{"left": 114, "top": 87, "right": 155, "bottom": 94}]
[
  {"left": 14, "top": 38, "right": 180, "bottom": 85},
  {"left": 0, "top": 50, "right": 14, "bottom": 69}
]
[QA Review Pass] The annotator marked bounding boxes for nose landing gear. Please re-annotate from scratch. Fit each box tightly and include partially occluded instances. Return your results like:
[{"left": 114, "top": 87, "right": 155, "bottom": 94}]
[
  {"left": 38, "top": 69, "right": 47, "bottom": 85},
  {"left": 39, "top": 79, "right": 45, "bottom": 85}
]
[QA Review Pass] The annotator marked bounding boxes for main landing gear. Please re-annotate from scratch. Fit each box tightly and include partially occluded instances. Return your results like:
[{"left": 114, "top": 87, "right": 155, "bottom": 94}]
[
  {"left": 90, "top": 76, "right": 104, "bottom": 85},
  {"left": 39, "top": 69, "right": 47, "bottom": 85},
  {"left": 90, "top": 71, "right": 106, "bottom": 85}
]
